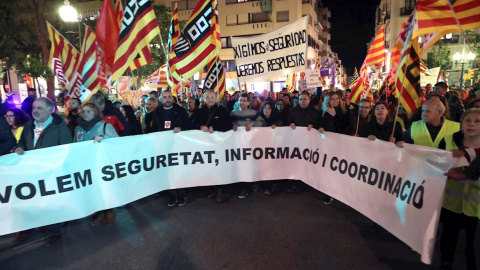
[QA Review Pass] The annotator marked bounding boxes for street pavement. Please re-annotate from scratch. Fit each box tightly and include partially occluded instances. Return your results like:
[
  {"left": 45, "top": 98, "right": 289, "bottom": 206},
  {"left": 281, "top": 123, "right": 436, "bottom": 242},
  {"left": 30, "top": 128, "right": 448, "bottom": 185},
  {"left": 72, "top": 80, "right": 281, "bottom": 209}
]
[{"left": 0, "top": 184, "right": 478, "bottom": 270}]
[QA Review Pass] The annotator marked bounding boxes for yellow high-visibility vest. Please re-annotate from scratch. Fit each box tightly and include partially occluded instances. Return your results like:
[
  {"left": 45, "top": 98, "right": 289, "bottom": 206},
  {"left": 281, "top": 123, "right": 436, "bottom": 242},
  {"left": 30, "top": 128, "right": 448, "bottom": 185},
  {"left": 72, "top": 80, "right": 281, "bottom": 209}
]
[
  {"left": 410, "top": 120, "right": 459, "bottom": 148},
  {"left": 443, "top": 135, "right": 480, "bottom": 219}
]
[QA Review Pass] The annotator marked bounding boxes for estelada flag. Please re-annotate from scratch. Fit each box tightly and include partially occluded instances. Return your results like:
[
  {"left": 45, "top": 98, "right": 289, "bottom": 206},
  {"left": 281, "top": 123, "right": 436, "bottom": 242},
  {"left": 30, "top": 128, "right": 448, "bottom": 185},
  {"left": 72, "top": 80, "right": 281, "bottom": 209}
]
[
  {"left": 365, "top": 25, "right": 385, "bottom": 68},
  {"left": 46, "top": 21, "right": 80, "bottom": 90},
  {"left": 169, "top": 0, "right": 221, "bottom": 79},
  {"left": 111, "top": 0, "right": 160, "bottom": 83},
  {"left": 69, "top": 27, "right": 101, "bottom": 102},
  {"left": 203, "top": 59, "right": 225, "bottom": 100}
]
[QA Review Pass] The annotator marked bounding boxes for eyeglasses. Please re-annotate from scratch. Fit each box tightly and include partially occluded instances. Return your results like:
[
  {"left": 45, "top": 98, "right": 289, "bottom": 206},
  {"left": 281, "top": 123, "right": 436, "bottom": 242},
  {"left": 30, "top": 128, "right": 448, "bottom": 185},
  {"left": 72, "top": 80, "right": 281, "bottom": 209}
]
[{"left": 4, "top": 114, "right": 14, "bottom": 118}]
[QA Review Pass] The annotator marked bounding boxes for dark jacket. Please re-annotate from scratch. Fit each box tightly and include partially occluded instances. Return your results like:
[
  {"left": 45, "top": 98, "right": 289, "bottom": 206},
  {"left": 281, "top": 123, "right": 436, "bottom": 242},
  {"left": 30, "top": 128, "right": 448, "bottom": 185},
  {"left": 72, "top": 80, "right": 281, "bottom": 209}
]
[
  {"left": 314, "top": 106, "right": 349, "bottom": 134},
  {"left": 287, "top": 106, "right": 318, "bottom": 127},
  {"left": 151, "top": 104, "right": 190, "bottom": 132},
  {"left": 21, "top": 96, "right": 35, "bottom": 118},
  {"left": 123, "top": 119, "right": 142, "bottom": 136},
  {"left": 18, "top": 113, "right": 73, "bottom": 151},
  {"left": 192, "top": 104, "right": 233, "bottom": 132},
  {"left": 448, "top": 94, "right": 465, "bottom": 122},
  {"left": 0, "top": 117, "right": 16, "bottom": 155},
  {"left": 359, "top": 119, "right": 405, "bottom": 142}
]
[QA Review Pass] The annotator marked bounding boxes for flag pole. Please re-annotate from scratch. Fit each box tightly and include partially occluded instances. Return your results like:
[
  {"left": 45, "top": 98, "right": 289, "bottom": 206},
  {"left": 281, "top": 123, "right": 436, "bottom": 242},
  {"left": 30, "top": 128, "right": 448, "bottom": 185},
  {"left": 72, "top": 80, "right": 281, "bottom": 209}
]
[
  {"left": 391, "top": 50, "right": 411, "bottom": 139},
  {"left": 216, "top": 59, "right": 219, "bottom": 105}
]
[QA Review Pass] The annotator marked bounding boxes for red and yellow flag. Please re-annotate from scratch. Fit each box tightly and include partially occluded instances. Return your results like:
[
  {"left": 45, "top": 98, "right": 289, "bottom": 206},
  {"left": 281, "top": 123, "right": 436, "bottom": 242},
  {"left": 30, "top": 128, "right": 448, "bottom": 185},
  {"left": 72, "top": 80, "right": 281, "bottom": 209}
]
[
  {"left": 114, "top": 0, "right": 123, "bottom": 28},
  {"left": 349, "top": 67, "right": 359, "bottom": 89},
  {"left": 169, "top": 0, "right": 220, "bottom": 79},
  {"left": 395, "top": 12, "right": 422, "bottom": 114},
  {"left": 391, "top": 14, "right": 415, "bottom": 67},
  {"left": 111, "top": 0, "right": 160, "bottom": 83},
  {"left": 203, "top": 59, "right": 226, "bottom": 100},
  {"left": 69, "top": 27, "right": 101, "bottom": 102},
  {"left": 420, "top": 0, "right": 480, "bottom": 52},
  {"left": 167, "top": 4, "right": 182, "bottom": 86},
  {"left": 46, "top": 21, "right": 80, "bottom": 89},
  {"left": 349, "top": 62, "right": 373, "bottom": 104},
  {"left": 365, "top": 25, "right": 385, "bottom": 68},
  {"left": 413, "top": 0, "right": 458, "bottom": 39}
]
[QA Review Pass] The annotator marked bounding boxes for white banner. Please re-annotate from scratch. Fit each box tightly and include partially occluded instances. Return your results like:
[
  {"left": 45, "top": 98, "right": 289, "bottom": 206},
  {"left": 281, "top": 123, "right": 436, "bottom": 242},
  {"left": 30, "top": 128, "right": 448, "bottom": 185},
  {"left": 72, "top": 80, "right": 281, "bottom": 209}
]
[
  {"left": 0, "top": 127, "right": 456, "bottom": 264},
  {"left": 232, "top": 17, "right": 308, "bottom": 83}
]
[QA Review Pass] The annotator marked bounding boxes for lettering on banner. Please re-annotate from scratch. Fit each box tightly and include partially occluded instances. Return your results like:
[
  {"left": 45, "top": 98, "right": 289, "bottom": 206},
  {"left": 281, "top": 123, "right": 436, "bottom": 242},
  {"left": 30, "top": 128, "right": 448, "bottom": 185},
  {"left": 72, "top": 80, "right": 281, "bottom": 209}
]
[{"left": 0, "top": 146, "right": 425, "bottom": 210}]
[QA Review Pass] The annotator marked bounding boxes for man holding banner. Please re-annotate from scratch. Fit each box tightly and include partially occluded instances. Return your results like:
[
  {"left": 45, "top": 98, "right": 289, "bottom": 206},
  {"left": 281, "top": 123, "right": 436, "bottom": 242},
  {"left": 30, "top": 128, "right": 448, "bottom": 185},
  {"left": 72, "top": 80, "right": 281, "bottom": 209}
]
[{"left": 13, "top": 97, "right": 73, "bottom": 245}]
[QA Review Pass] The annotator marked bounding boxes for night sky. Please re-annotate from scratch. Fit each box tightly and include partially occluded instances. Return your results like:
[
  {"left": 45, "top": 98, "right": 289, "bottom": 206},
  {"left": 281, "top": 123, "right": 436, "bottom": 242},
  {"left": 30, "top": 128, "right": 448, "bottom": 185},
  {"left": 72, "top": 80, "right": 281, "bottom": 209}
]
[{"left": 323, "top": 0, "right": 381, "bottom": 75}]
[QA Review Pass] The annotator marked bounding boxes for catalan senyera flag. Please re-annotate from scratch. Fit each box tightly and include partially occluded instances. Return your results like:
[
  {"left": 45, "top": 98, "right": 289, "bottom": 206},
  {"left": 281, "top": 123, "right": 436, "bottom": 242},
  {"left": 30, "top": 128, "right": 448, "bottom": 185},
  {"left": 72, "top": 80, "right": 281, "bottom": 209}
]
[
  {"left": 69, "top": 27, "right": 101, "bottom": 102},
  {"left": 395, "top": 12, "right": 422, "bottom": 114},
  {"left": 420, "top": 0, "right": 480, "bottom": 53},
  {"left": 203, "top": 59, "right": 226, "bottom": 100},
  {"left": 349, "top": 62, "right": 372, "bottom": 104},
  {"left": 413, "top": 0, "right": 459, "bottom": 40},
  {"left": 365, "top": 25, "right": 385, "bottom": 68},
  {"left": 167, "top": 4, "right": 182, "bottom": 86},
  {"left": 169, "top": 0, "right": 220, "bottom": 79},
  {"left": 46, "top": 21, "right": 80, "bottom": 89},
  {"left": 111, "top": 0, "right": 160, "bottom": 83},
  {"left": 349, "top": 67, "right": 359, "bottom": 89}
]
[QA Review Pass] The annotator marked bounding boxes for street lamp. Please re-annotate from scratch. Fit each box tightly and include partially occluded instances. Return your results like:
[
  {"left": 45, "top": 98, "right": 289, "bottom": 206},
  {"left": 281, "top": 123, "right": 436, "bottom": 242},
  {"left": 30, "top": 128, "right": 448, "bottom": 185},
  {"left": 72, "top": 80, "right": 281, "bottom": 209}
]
[
  {"left": 453, "top": 51, "right": 475, "bottom": 89},
  {"left": 59, "top": 0, "right": 82, "bottom": 47}
]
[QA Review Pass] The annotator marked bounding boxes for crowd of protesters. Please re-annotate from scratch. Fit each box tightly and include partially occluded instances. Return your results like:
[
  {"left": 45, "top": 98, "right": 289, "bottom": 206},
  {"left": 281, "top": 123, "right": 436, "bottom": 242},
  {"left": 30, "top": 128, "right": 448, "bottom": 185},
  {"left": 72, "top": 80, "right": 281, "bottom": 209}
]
[{"left": 1, "top": 82, "right": 479, "bottom": 270}]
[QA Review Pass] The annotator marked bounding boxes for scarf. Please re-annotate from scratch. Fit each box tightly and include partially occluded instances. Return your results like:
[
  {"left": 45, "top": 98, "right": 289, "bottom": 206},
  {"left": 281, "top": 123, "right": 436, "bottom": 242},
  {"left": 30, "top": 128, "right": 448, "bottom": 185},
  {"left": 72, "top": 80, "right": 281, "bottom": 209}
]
[{"left": 77, "top": 116, "right": 102, "bottom": 132}]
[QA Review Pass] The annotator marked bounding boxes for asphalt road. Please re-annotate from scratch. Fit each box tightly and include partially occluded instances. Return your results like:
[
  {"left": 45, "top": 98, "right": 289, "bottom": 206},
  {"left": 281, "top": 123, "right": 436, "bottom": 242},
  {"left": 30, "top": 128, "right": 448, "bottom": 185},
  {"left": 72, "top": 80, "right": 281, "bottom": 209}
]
[{"left": 0, "top": 184, "right": 478, "bottom": 270}]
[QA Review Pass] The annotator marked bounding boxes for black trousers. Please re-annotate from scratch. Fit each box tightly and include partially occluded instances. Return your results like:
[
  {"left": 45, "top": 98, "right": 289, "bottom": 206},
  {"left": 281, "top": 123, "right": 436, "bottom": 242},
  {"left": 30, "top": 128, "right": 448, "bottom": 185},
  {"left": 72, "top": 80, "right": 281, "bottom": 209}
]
[{"left": 440, "top": 208, "right": 478, "bottom": 269}]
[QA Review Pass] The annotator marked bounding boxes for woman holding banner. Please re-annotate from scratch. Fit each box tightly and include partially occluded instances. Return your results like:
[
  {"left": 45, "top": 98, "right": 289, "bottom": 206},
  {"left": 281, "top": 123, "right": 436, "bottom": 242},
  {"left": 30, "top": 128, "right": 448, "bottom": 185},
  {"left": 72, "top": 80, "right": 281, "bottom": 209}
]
[
  {"left": 74, "top": 102, "right": 118, "bottom": 225},
  {"left": 359, "top": 101, "right": 405, "bottom": 144},
  {"left": 439, "top": 108, "right": 480, "bottom": 270},
  {"left": 256, "top": 101, "right": 283, "bottom": 195},
  {"left": 315, "top": 91, "right": 349, "bottom": 204}
]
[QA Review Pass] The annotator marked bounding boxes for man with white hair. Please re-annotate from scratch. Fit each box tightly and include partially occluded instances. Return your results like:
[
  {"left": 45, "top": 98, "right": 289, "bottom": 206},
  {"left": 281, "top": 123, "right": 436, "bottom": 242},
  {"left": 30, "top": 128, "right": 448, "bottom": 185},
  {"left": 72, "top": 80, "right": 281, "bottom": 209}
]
[{"left": 401, "top": 99, "right": 460, "bottom": 148}]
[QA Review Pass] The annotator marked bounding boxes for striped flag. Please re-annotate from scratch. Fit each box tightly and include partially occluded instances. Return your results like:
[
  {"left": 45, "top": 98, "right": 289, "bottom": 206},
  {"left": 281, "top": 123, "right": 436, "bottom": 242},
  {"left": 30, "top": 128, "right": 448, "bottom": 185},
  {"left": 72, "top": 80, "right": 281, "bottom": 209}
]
[
  {"left": 46, "top": 21, "right": 80, "bottom": 89},
  {"left": 413, "top": 0, "right": 459, "bottom": 40},
  {"left": 169, "top": 0, "right": 221, "bottom": 79},
  {"left": 203, "top": 60, "right": 226, "bottom": 100},
  {"left": 349, "top": 67, "right": 359, "bottom": 89},
  {"left": 167, "top": 4, "right": 182, "bottom": 86},
  {"left": 349, "top": 62, "right": 373, "bottom": 104},
  {"left": 395, "top": 12, "right": 421, "bottom": 114},
  {"left": 365, "top": 25, "right": 385, "bottom": 68},
  {"left": 144, "top": 64, "right": 168, "bottom": 88},
  {"left": 391, "top": 15, "right": 415, "bottom": 67},
  {"left": 420, "top": 0, "right": 480, "bottom": 52},
  {"left": 144, "top": 64, "right": 192, "bottom": 89},
  {"left": 111, "top": 0, "right": 160, "bottom": 83},
  {"left": 69, "top": 27, "right": 101, "bottom": 102}
]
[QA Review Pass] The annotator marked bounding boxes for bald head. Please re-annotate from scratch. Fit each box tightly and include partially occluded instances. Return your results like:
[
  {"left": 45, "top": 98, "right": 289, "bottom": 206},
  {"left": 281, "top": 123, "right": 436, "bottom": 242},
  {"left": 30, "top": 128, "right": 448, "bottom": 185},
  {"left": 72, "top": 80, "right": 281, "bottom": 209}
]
[{"left": 422, "top": 99, "right": 445, "bottom": 126}]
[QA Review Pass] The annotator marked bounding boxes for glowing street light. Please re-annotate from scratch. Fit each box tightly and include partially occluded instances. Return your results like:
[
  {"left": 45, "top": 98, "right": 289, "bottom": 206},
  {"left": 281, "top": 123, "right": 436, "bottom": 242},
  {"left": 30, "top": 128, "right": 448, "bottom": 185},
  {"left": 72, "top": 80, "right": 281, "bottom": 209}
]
[
  {"left": 59, "top": 0, "right": 78, "bottom": 22},
  {"left": 453, "top": 51, "right": 476, "bottom": 88}
]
